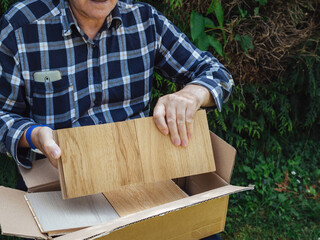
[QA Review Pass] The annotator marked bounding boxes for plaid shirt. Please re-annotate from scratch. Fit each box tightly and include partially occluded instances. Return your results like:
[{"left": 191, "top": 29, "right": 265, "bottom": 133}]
[{"left": 0, "top": 0, "right": 234, "bottom": 167}]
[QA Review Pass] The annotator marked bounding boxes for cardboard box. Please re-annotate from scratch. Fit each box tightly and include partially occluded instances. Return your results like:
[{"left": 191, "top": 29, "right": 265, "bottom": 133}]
[{"left": 0, "top": 132, "right": 253, "bottom": 239}]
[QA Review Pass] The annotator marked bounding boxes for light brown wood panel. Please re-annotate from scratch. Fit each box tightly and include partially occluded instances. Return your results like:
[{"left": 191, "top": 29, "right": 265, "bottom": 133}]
[
  {"left": 56, "top": 110, "right": 215, "bottom": 199},
  {"left": 56, "top": 120, "right": 144, "bottom": 198},
  {"left": 103, "top": 180, "right": 188, "bottom": 217},
  {"left": 135, "top": 111, "right": 215, "bottom": 182}
]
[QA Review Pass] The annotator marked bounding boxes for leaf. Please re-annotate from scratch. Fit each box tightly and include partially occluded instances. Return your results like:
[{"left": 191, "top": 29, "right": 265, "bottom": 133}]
[
  {"left": 196, "top": 32, "right": 210, "bottom": 51},
  {"left": 238, "top": 5, "right": 248, "bottom": 18},
  {"left": 235, "top": 34, "right": 254, "bottom": 53},
  {"left": 255, "top": 0, "right": 268, "bottom": 6},
  {"left": 277, "top": 193, "right": 287, "bottom": 203},
  {"left": 190, "top": 11, "right": 205, "bottom": 41},
  {"left": 309, "top": 187, "right": 317, "bottom": 196},
  {"left": 254, "top": 7, "right": 260, "bottom": 16},
  {"left": 206, "top": 0, "right": 215, "bottom": 15},
  {"left": 208, "top": 36, "right": 223, "bottom": 56},
  {"left": 206, "top": 0, "right": 224, "bottom": 27},
  {"left": 204, "top": 17, "right": 215, "bottom": 28},
  {"left": 214, "top": 0, "right": 224, "bottom": 27}
]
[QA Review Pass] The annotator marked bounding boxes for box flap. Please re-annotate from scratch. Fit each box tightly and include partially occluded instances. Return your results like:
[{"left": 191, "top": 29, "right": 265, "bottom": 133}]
[
  {"left": 210, "top": 132, "right": 236, "bottom": 183},
  {"left": 186, "top": 172, "right": 228, "bottom": 195},
  {"left": 55, "top": 184, "right": 253, "bottom": 240},
  {"left": 0, "top": 186, "right": 46, "bottom": 239},
  {"left": 18, "top": 158, "right": 60, "bottom": 192}
]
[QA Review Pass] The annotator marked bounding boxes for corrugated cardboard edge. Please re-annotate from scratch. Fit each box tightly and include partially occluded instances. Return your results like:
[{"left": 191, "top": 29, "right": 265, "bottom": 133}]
[
  {"left": 0, "top": 186, "right": 47, "bottom": 239},
  {"left": 210, "top": 132, "right": 236, "bottom": 184},
  {"left": 55, "top": 184, "right": 254, "bottom": 240}
]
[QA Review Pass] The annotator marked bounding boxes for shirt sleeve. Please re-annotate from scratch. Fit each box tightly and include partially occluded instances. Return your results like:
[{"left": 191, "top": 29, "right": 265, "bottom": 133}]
[
  {"left": 152, "top": 8, "right": 234, "bottom": 111},
  {"left": 0, "top": 16, "right": 36, "bottom": 167}
]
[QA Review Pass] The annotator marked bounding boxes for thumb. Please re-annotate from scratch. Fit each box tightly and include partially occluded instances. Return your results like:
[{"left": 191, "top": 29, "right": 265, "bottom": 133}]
[{"left": 34, "top": 127, "right": 61, "bottom": 168}]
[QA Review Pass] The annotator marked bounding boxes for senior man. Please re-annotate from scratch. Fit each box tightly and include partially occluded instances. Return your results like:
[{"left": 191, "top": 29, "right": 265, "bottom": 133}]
[{"left": 0, "top": 0, "right": 233, "bottom": 169}]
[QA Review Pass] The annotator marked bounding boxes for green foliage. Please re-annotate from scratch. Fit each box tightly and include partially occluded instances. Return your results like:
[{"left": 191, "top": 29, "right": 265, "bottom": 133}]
[
  {"left": 206, "top": 0, "right": 224, "bottom": 27},
  {"left": 190, "top": 0, "right": 225, "bottom": 55},
  {"left": 166, "top": 0, "right": 182, "bottom": 10},
  {"left": 0, "top": 154, "right": 18, "bottom": 189},
  {"left": 206, "top": 39, "right": 320, "bottom": 239},
  {"left": 0, "top": 0, "right": 19, "bottom": 14},
  {"left": 235, "top": 34, "right": 254, "bottom": 53},
  {"left": 255, "top": 0, "right": 268, "bottom": 6}
]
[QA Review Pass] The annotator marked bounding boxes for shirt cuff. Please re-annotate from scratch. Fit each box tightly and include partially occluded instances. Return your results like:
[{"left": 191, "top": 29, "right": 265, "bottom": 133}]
[
  {"left": 187, "top": 77, "right": 234, "bottom": 112},
  {"left": 5, "top": 119, "right": 37, "bottom": 168}
]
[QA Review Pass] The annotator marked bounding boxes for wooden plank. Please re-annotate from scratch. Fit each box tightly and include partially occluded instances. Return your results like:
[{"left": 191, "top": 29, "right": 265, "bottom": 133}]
[
  {"left": 103, "top": 180, "right": 188, "bottom": 217},
  {"left": 135, "top": 111, "right": 215, "bottom": 182},
  {"left": 25, "top": 191, "right": 119, "bottom": 234},
  {"left": 56, "top": 110, "right": 215, "bottom": 199}
]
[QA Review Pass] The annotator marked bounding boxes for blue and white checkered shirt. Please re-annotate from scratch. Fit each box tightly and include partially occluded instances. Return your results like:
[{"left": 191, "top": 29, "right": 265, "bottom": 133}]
[{"left": 0, "top": 0, "right": 234, "bottom": 167}]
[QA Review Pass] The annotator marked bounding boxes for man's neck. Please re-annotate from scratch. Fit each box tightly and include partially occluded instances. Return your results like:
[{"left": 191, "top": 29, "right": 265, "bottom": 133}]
[{"left": 70, "top": 7, "right": 105, "bottom": 40}]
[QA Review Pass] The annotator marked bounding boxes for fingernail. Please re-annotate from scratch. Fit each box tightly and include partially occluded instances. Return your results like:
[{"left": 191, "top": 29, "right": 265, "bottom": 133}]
[
  {"left": 52, "top": 149, "right": 59, "bottom": 159},
  {"left": 173, "top": 139, "right": 180, "bottom": 146},
  {"left": 181, "top": 140, "right": 188, "bottom": 147},
  {"left": 162, "top": 129, "right": 169, "bottom": 135}
]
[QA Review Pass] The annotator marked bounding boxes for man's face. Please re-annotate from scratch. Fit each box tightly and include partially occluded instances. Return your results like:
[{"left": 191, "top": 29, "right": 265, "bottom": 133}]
[{"left": 68, "top": 0, "right": 118, "bottom": 22}]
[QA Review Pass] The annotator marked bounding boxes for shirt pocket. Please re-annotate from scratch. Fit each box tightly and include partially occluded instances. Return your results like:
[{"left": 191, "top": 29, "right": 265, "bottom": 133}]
[{"left": 31, "top": 76, "right": 73, "bottom": 126}]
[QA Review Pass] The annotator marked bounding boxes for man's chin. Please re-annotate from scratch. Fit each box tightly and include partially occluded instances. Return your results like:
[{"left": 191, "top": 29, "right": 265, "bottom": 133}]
[{"left": 90, "top": 0, "right": 109, "bottom": 2}]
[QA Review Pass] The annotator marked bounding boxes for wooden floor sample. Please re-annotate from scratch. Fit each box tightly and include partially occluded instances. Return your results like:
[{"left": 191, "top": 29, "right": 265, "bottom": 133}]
[
  {"left": 103, "top": 180, "right": 188, "bottom": 217},
  {"left": 55, "top": 110, "right": 215, "bottom": 199},
  {"left": 25, "top": 191, "right": 119, "bottom": 235}
]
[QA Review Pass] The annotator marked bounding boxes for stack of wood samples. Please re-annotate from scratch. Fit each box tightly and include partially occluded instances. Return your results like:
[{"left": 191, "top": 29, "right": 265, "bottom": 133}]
[
  {"left": 55, "top": 110, "right": 215, "bottom": 199},
  {"left": 24, "top": 180, "right": 188, "bottom": 235}
]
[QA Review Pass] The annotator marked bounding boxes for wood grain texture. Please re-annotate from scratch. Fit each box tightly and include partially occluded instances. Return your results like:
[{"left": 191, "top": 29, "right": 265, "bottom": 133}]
[
  {"left": 25, "top": 191, "right": 119, "bottom": 234},
  {"left": 56, "top": 110, "right": 215, "bottom": 199},
  {"left": 103, "top": 180, "right": 188, "bottom": 216}
]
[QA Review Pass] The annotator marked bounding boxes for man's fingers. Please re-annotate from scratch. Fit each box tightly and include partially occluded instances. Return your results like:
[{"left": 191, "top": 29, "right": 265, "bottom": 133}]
[
  {"left": 176, "top": 106, "right": 188, "bottom": 147},
  {"left": 186, "top": 106, "right": 195, "bottom": 140},
  {"left": 153, "top": 101, "right": 169, "bottom": 135},
  {"left": 153, "top": 92, "right": 199, "bottom": 147},
  {"left": 166, "top": 107, "right": 180, "bottom": 146}
]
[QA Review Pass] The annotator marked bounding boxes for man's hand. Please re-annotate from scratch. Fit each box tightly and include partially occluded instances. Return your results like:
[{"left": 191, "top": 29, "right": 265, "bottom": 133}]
[
  {"left": 19, "top": 126, "right": 61, "bottom": 168},
  {"left": 153, "top": 84, "right": 214, "bottom": 147}
]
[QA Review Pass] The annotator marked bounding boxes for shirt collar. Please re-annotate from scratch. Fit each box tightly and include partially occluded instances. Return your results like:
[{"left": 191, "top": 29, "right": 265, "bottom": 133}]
[{"left": 60, "top": 0, "right": 122, "bottom": 37}]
